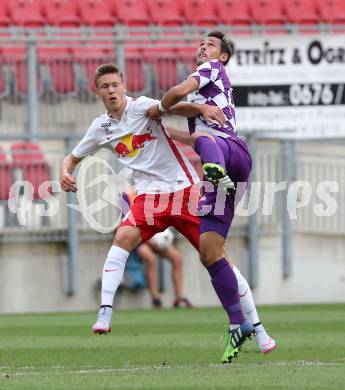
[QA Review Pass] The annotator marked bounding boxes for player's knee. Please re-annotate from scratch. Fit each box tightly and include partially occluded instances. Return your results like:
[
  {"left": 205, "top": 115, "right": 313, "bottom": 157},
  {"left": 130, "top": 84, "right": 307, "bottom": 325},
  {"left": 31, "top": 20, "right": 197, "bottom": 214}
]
[
  {"left": 198, "top": 249, "right": 214, "bottom": 266},
  {"left": 190, "top": 132, "right": 204, "bottom": 148},
  {"left": 199, "top": 245, "right": 224, "bottom": 266},
  {"left": 114, "top": 230, "right": 138, "bottom": 251},
  {"left": 190, "top": 132, "right": 214, "bottom": 148},
  {"left": 190, "top": 132, "right": 199, "bottom": 148}
]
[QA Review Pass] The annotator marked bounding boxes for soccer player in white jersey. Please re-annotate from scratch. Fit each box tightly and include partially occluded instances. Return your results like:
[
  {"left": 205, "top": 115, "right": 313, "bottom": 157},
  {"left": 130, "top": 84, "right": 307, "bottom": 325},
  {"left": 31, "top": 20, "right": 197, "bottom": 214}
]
[
  {"left": 148, "top": 31, "right": 276, "bottom": 357},
  {"left": 60, "top": 64, "right": 273, "bottom": 363}
]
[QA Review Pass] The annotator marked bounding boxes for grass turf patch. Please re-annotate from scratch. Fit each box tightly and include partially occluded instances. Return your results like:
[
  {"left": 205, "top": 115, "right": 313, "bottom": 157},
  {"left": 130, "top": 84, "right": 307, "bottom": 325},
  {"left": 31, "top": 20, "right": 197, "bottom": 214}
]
[{"left": 0, "top": 304, "right": 344, "bottom": 389}]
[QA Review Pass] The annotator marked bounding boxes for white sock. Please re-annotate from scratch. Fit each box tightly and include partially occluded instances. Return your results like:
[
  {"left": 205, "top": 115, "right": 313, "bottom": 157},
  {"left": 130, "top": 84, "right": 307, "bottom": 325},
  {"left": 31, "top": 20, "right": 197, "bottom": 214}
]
[
  {"left": 233, "top": 265, "right": 260, "bottom": 325},
  {"left": 101, "top": 245, "right": 129, "bottom": 306}
]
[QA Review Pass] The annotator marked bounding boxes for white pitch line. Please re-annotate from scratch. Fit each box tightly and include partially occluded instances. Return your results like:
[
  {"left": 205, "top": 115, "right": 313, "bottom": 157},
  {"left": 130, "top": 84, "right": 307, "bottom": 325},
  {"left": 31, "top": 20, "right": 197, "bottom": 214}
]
[
  {"left": 2, "top": 360, "right": 344, "bottom": 378},
  {"left": 2, "top": 366, "right": 167, "bottom": 377}
]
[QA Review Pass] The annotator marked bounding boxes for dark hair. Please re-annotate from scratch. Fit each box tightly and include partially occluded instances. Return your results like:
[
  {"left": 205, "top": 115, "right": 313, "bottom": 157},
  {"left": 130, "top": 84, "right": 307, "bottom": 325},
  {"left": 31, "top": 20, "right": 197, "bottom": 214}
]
[
  {"left": 94, "top": 63, "right": 124, "bottom": 87},
  {"left": 206, "top": 31, "right": 234, "bottom": 65}
]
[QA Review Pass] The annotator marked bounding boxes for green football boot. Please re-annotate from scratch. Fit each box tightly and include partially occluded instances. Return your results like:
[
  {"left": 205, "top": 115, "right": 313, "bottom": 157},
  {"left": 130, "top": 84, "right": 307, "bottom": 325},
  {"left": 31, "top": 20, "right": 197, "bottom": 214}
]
[{"left": 221, "top": 320, "right": 255, "bottom": 363}]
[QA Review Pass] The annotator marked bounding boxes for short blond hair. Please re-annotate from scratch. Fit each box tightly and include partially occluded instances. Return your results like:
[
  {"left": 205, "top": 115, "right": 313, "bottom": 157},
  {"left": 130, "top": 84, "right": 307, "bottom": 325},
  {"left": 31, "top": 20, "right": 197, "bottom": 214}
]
[{"left": 94, "top": 64, "right": 124, "bottom": 87}]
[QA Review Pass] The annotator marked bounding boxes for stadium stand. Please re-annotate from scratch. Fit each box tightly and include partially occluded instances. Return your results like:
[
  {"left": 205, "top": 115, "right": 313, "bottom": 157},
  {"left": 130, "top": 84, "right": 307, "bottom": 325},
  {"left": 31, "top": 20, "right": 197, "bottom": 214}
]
[
  {"left": 10, "top": 141, "right": 50, "bottom": 200},
  {"left": 0, "top": 0, "right": 344, "bottom": 111},
  {"left": 0, "top": 0, "right": 344, "bottom": 29}
]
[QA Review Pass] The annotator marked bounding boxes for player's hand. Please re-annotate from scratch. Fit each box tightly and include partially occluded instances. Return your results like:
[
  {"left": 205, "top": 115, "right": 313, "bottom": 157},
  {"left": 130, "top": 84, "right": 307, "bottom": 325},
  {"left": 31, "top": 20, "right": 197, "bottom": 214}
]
[
  {"left": 60, "top": 173, "right": 77, "bottom": 192},
  {"left": 146, "top": 104, "right": 163, "bottom": 121},
  {"left": 200, "top": 105, "right": 225, "bottom": 127}
]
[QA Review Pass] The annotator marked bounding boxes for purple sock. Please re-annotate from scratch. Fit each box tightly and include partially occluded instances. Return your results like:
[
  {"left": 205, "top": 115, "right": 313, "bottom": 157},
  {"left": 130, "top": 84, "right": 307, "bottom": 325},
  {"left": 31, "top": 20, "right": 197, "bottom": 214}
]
[
  {"left": 207, "top": 258, "right": 245, "bottom": 325},
  {"left": 195, "top": 136, "right": 226, "bottom": 169}
]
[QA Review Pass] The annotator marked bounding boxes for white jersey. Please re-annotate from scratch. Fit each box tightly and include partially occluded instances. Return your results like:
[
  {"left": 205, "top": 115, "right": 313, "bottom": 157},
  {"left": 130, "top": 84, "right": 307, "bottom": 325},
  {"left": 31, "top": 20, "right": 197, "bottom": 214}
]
[{"left": 72, "top": 96, "right": 199, "bottom": 195}]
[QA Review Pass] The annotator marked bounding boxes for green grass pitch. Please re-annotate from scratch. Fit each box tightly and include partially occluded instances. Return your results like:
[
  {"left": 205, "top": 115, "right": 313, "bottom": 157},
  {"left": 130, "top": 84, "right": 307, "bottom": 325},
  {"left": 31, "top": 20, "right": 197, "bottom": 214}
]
[{"left": 0, "top": 304, "right": 344, "bottom": 389}]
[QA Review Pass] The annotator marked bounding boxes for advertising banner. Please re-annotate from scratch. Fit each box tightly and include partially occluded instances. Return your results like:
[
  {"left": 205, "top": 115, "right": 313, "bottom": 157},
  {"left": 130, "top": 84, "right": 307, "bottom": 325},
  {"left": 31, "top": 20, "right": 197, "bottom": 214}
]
[{"left": 229, "top": 34, "right": 345, "bottom": 136}]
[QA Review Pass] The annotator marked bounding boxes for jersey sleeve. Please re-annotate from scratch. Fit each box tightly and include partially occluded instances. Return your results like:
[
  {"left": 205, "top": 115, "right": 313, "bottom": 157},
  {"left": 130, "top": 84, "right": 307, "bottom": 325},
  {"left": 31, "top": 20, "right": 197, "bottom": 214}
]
[
  {"left": 131, "top": 96, "right": 160, "bottom": 115},
  {"left": 189, "top": 60, "right": 221, "bottom": 89},
  {"left": 72, "top": 119, "right": 101, "bottom": 158}
]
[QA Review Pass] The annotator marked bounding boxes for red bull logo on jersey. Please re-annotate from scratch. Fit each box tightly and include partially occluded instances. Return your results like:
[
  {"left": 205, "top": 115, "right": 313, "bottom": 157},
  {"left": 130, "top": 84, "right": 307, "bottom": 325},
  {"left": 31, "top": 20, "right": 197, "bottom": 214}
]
[{"left": 113, "top": 128, "right": 157, "bottom": 158}]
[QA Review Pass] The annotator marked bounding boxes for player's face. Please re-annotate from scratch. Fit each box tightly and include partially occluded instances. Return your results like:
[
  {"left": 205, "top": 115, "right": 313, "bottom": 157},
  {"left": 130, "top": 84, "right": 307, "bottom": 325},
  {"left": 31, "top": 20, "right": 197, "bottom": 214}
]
[
  {"left": 96, "top": 73, "right": 127, "bottom": 113},
  {"left": 196, "top": 37, "right": 229, "bottom": 66}
]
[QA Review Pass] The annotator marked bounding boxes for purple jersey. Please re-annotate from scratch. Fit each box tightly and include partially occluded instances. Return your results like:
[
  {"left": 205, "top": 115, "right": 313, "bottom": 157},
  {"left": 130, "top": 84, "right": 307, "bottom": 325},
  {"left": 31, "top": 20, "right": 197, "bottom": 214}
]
[{"left": 187, "top": 59, "right": 237, "bottom": 138}]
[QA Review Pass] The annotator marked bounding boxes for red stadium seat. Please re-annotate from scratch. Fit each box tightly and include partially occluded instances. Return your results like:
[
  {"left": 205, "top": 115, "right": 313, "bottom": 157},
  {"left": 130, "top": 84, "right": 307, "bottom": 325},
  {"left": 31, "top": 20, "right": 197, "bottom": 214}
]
[
  {"left": 144, "top": 47, "right": 178, "bottom": 93},
  {"left": 179, "top": 0, "right": 218, "bottom": 26},
  {"left": 0, "top": 3, "right": 10, "bottom": 27},
  {"left": 78, "top": 0, "right": 116, "bottom": 27},
  {"left": 250, "top": 0, "right": 286, "bottom": 25},
  {"left": 316, "top": 0, "right": 345, "bottom": 24},
  {"left": 38, "top": 48, "right": 77, "bottom": 96},
  {"left": 215, "top": 0, "right": 252, "bottom": 26},
  {"left": 125, "top": 48, "right": 152, "bottom": 96},
  {"left": 0, "top": 47, "right": 26, "bottom": 63},
  {"left": 0, "top": 47, "right": 39, "bottom": 98},
  {"left": 0, "top": 66, "right": 9, "bottom": 98},
  {"left": 8, "top": 0, "right": 45, "bottom": 28},
  {"left": 146, "top": 0, "right": 185, "bottom": 26},
  {"left": 113, "top": 0, "right": 150, "bottom": 26},
  {"left": 176, "top": 46, "right": 198, "bottom": 81},
  {"left": 14, "top": 61, "right": 42, "bottom": 97},
  {"left": 72, "top": 46, "right": 115, "bottom": 96},
  {"left": 282, "top": 0, "right": 320, "bottom": 25},
  {"left": 125, "top": 48, "right": 145, "bottom": 93},
  {"left": 0, "top": 146, "right": 13, "bottom": 201},
  {"left": 42, "top": 0, "right": 80, "bottom": 27},
  {"left": 11, "top": 142, "right": 50, "bottom": 200}
]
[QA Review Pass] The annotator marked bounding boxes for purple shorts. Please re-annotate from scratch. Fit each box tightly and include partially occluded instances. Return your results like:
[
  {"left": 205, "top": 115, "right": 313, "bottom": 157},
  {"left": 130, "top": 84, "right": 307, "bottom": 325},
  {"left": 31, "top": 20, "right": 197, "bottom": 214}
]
[{"left": 199, "top": 136, "right": 252, "bottom": 238}]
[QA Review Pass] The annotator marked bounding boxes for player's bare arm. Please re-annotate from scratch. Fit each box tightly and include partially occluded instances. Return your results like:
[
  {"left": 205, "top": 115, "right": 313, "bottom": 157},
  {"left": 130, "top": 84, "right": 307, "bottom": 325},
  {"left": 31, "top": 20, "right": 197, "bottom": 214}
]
[
  {"left": 60, "top": 154, "right": 82, "bottom": 192},
  {"left": 168, "top": 102, "right": 225, "bottom": 127},
  {"left": 147, "top": 77, "right": 199, "bottom": 120},
  {"left": 166, "top": 127, "right": 191, "bottom": 146}
]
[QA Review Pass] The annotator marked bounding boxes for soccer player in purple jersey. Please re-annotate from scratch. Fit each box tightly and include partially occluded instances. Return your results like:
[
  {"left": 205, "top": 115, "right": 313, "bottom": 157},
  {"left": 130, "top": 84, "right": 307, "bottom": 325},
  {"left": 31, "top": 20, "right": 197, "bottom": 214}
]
[{"left": 148, "top": 31, "right": 276, "bottom": 361}]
